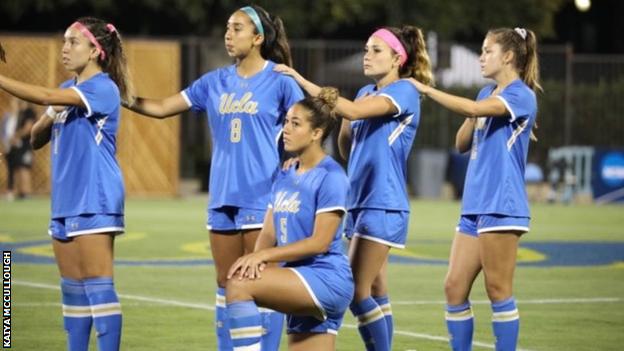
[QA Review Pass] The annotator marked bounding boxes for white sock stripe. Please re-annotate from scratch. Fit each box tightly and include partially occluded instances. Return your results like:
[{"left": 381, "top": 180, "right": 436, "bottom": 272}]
[
  {"left": 233, "top": 343, "right": 261, "bottom": 351},
  {"left": 357, "top": 307, "right": 385, "bottom": 326},
  {"left": 216, "top": 294, "right": 226, "bottom": 307},
  {"left": 62, "top": 304, "right": 92, "bottom": 313},
  {"left": 378, "top": 303, "right": 392, "bottom": 315},
  {"left": 90, "top": 302, "right": 121, "bottom": 311},
  {"left": 492, "top": 309, "right": 519, "bottom": 322},
  {"left": 90, "top": 302, "right": 122, "bottom": 318},
  {"left": 230, "top": 326, "right": 264, "bottom": 339}
]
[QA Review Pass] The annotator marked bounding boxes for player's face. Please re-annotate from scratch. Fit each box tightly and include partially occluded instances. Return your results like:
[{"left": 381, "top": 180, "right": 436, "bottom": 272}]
[
  {"left": 479, "top": 35, "right": 505, "bottom": 79},
  {"left": 224, "top": 11, "right": 262, "bottom": 59},
  {"left": 363, "top": 36, "right": 397, "bottom": 79},
  {"left": 283, "top": 105, "right": 318, "bottom": 153},
  {"left": 62, "top": 26, "right": 98, "bottom": 72}
]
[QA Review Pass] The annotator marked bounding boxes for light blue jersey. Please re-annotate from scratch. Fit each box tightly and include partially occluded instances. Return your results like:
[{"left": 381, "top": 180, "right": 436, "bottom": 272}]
[
  {"left": 462, "top": 79, "right": 537, "bottom": 217},
  {"left": 270, "top": 156, "right": 353, "bottom": 333},
  {"left": 182, "top": 61, "right": 304, "bottom": 210},
  {"left": 50, "top": 72, "right": 124, "bottom": 218},
  {"left": 348, "top": 79, "right": 421, "bottom": 211},
  {"left": 270, "top": 156, "right": 349, "bottom": 266}
]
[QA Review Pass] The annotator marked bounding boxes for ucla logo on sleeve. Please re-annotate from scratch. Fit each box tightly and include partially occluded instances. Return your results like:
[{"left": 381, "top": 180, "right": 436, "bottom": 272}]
[
  {"left": 273, "top": 191, "right": 301, "bottom": 213},
  {"left": 219, "top": 92, "right": 258, "bottom": 114}
]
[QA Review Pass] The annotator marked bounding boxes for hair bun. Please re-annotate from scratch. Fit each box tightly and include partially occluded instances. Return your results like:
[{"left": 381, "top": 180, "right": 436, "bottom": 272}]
[{"left": 317, "top": 87, "right": 339, "bottom": 110}]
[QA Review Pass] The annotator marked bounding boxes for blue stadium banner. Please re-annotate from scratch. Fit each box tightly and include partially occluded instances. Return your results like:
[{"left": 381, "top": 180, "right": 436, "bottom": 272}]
[{"left": 592, "top": 149, "right": 624, "bottom": 203}]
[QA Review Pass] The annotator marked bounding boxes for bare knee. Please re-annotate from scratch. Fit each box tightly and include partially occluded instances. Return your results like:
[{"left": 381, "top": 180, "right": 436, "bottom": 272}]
[
  {"left": 444, "top": 275, "right": 471, "bottom": 305},
  {"left": 484, "top": 279, "right": 512, "bottom": 302},
  {"left": 225, "top": 278, "right": 253, "bottom": 303}
]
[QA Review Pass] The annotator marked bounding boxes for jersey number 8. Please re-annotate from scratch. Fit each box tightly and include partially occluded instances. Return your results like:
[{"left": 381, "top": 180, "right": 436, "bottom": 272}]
[{"left": 230, "top": 118, "right": 242, "bottom": 143}]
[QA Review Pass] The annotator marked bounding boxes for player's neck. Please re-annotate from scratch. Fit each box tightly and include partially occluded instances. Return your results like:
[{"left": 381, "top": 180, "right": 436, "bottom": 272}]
[
  {"left": 296, "top": 147, "right": 326, "bottom": 174},
  {"left": 75, "top": 62, "right": 102, "bottom": 84},
  {"left": 493, "top": 70, "right": 520, "bottom": 90},
  {"left": 374, "top": 70, "right": 400, "bottom": 90},
  {"left": 236, "top": 53, "right": 267, "bottom": 78}
]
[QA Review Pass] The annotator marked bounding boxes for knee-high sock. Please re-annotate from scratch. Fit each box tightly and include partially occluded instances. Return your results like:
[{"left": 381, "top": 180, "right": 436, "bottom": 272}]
[
  {"left": 491, "top": 297, "right": 519, "bottom": 351},
  {"left": 84, "top": 277, "right": 122, "bottom": 351},
  {"left": 446, "top": 301, "right": 474, "bottom": 351},
  {"left": 216, "top": 287, "right": 233, "bottom": 350},
  {"left": 227, "top": 301, "right": 262, "bottom": 351},
  {"left": 259, "top": 307, "right": 283, "bottom": 350},
  {"left": 350, "top": 297, "right": 390, "bottom": 351},
  {"left": 61, "top": 278, "right": 92, "bottom": 351},
  {"left": 373, "top": 295, "right": 393, "bottom": 350}
]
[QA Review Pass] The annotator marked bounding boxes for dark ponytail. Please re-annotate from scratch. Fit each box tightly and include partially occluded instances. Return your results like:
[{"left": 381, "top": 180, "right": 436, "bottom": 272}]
[
  {"left": 74, "top": 17, "right": 135, "bottom": 105},
  {"left": 249, "top": 5, "right": 293, "bottom": 67}
]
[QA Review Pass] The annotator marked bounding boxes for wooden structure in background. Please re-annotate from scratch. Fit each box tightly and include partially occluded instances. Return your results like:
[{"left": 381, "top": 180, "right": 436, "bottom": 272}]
[{"left": 0, "top": 35, "right": 180, "bottom": 196}]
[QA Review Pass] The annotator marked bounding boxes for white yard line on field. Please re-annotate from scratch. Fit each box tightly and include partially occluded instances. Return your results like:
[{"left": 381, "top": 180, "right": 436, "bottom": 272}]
[{"left": 21, "top": 280, "right": 621, "bottom": 350}]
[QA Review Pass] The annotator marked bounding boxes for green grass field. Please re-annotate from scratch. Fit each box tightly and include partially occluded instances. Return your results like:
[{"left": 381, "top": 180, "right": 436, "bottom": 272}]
[{"left": 1, "top": 197, "right": 623, "bottom": 350}]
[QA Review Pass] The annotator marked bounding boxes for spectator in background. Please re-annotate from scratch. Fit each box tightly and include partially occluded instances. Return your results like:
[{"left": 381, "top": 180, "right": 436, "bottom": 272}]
[{"left": 1, "top": 97, "right": 35, "bottom": 200}]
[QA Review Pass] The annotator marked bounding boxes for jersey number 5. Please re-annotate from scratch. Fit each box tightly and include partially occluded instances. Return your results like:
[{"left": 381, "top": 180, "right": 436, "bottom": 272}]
[
  {"left": 279, "top": 217, "right": 287, "bottom": 244},
  {"left": 230, "top": 118, "right": 242, "bottom": 143}
]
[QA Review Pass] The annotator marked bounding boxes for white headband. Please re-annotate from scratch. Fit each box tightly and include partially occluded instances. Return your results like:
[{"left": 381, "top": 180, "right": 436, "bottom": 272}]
[{"left": 514, "top": 27, "right": 527, "bottom": 40}]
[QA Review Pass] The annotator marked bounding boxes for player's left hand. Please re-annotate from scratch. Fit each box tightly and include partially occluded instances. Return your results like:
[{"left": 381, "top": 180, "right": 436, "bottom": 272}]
[
  {"left": 0, "top": 42, "right": 6, "bottom": 63},
  {"left": 227, "top": 251, "right": 268, "bottom": 280}
]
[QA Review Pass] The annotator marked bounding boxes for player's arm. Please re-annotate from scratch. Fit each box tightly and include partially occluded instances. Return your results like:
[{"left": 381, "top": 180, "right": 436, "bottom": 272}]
[
  {"left": 122, "top": 93, "right": 189, "bottom": 119},
  {"left": 0, "top": 74, "right": 84, "bottom": 107},
  {"left": 455, "top": 118, "right": 476, "bottom": 153},
  {"left": 408, "top": 78, "right": 507, "bottom": 118},
  {"left": 30, "top": 108, "right": 57, "bottom": 150},
  {"left": 254, "top": 209, "right": 277, "bottom": 251},
  {"left": 227, "top": 211, "right": 344, "bottom": 280},
  {"left": 274, "top": 64, "right": 397, "bottom": 121},
  {"left": 337, "top": 119, "right": 352, "bottom": 161},
  {"left": 256, "top": 211, "right": 343, "bottom": 263}
]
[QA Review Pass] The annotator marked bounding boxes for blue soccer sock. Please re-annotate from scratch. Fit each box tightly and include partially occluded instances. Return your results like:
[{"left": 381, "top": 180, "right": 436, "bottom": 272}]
[
  {"left": 216, "top": 287, "right": 233, "bottom": 350},
  {"left": 446, "top": 301, "right": 474, "bottom": 351},
  {"left": 491, "top": 297, "right": 519, "bottom": 351},
  {"left": 84, "top": 277, "right": 122, "bottom": 351},
  {"left": 227, "top": 301, "right": 262, "bottom": 351},
  {"left": 259, "top": 307, "right": 283, "bottom": 350},
  {"left": 350, "top": 297, "right": 390, "bottom": 351},
  {"left": 373, "top": 295, "right": 393, "bottom": 350},
  {"left": 61, "top": 278, "right": 93, "bottom": 351}
]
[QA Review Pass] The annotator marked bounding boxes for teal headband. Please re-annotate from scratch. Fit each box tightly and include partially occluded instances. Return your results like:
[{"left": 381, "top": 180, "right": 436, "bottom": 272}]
[{"left": 240, "top": 6, "right": 264, "bottom": 36}]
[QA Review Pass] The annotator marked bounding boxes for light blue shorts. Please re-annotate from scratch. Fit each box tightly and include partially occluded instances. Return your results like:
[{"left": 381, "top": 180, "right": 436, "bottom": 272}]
[
  {"left": 206, "top": 206, "right": 266, "bottom": 232},
  {"left": 344, "top": 209, "right": 409, "bottom": 248},
  {"left": 456, "top": 214, "right": 530, "bottom": 237},
  {"left": 286, "top": 257, "right": 354, "bottom": 335},
  {"left": 48, "top": 214, "right": 125, "bottom": 241}
]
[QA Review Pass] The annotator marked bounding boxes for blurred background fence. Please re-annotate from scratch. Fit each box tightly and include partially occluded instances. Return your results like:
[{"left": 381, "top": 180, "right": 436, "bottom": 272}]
[{"left": 1, "top": 34, "right": 623, "bottom": 200}]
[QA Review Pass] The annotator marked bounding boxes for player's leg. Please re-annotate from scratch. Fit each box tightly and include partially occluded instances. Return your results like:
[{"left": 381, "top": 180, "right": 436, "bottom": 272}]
[
  {"left": 444, "top": 227, "right": 482, "bottom": 351},
  {"left": 241, "top": 224, "right": 284, "bottom": 351},
  {"left": 348, "top": 236, "right": 391, "bottom": 351},
  {"left": 480, "top": 231, "right": 521, "bottom": 351},
  {"left": 71, "top": 215, "right": 124, "bottom": 351},
  {"left": 51, "top": 220, "right": 92, "bottom": 351},
  {"left": 371, "top": 260, "right": 393, "bottom": 349},
  {"left": 226, "top": 267, "right": 321, "bottom": 350}
]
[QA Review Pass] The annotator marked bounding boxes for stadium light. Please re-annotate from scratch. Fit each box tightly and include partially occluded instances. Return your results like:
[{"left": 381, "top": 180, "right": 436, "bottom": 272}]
[{"left": 575, "top": 0, "right": 591, "bottom": 12}]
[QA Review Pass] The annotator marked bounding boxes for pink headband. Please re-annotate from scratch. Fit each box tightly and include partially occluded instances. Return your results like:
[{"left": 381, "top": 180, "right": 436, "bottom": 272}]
[
  {"left": 372, "top": 28, "right": 408, "bottom": 67},
  {"left": 71, "top": 21, "right": 108, "bottom": 60}
]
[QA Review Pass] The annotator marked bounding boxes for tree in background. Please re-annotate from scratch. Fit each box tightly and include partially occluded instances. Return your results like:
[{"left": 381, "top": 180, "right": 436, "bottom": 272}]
[{"left": 1, "top": 0, "right": 564, "bottom": 40}]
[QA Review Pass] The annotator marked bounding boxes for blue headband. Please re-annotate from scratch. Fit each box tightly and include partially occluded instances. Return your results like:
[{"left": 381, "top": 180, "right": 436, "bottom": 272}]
[{"left": 240, "top": 6, "right": 264, "bottom": 36}]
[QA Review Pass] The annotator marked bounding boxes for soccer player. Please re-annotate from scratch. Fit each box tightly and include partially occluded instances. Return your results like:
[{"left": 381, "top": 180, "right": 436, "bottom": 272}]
[
  {"left": 276, "top": 25, "right": 434, "bottom": 351},
  {"left": 225, "top": 87, "right": 353, "bottom": 351},
  {"left": 408, "top": 27, "right": 540, "bottom": 351},
  {"left": 123, "top": 5, "right": 303, "bottom": 350},
  {"left": 1, "top": 17, "right": 132, "bottom": 351}
]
